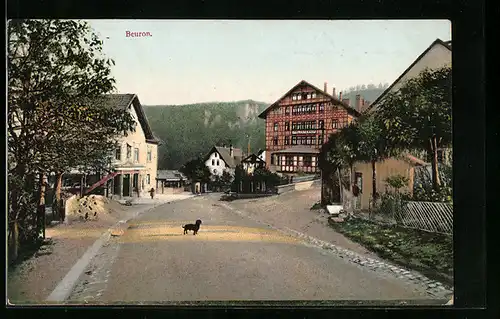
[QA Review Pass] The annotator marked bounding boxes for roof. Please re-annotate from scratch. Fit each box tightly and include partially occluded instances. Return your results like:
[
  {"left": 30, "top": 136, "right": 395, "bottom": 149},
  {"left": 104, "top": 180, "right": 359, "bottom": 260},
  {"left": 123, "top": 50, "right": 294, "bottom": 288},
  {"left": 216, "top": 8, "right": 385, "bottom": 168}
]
[
  {"left": 206, "top": 146, "right": 243, "bottom": 168},
  {"left": 103, "top": 94, "right": 160, "bottom": 144},
  {"left": 157, "top": 170, "right": 185, "bottom": 180},
  {"left": 258, "top": 80, "right": 361, "bottom": 119},
  {"left": 365, "top": 38, "right": 452, "bottom": 114},
  {"left": 241, "top": 153, "right": 266, "bottom": 163},
  {"left": 272, "top": 146, "right": 320, "bottom": 155},
  {"left": 401, "top": 153, "right": 429, "bottom": 166},
  {"left": 257, "top": 149, "right": 265, "bottom": 156}
]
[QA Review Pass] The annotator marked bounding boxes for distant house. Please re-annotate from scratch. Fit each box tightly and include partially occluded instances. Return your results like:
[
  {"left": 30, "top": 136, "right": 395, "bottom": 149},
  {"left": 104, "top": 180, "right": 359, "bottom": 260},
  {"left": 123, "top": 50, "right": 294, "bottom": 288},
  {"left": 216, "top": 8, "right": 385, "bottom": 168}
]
[
  {"left": 365, "top": 38, "right": 452, "bottom": 166},
  {"left": 352, "top": 154, "right": 429, "bottom": 210},
  {"left": 156, "top": 170, "right": 186, "bottom": 194},
  {"left": 257, "top": 149, "right": 266, "bottom": 162},
  {"left": 204, "top": 145, "right": 243, "bottom": 176},
  {"left": 73, "top": 94, "right": 160, "bottom": 198},
  {"left": 241, "top": 153, "right": 266, "bottom": 175}
]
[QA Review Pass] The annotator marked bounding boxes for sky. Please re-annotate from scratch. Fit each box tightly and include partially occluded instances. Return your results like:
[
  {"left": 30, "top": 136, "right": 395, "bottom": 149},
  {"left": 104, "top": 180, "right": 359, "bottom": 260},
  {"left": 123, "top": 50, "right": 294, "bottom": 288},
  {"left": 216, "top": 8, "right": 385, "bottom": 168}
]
[{"left": 87, "top": 20, "right": 451, "bottom": 105}]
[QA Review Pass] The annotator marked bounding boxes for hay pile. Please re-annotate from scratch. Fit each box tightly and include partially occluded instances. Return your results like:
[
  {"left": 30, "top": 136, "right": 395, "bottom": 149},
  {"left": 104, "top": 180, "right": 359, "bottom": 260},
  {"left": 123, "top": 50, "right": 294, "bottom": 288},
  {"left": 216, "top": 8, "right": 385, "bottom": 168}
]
[{"left": 65, "top": 195, "right": 127, "bottom": 224}]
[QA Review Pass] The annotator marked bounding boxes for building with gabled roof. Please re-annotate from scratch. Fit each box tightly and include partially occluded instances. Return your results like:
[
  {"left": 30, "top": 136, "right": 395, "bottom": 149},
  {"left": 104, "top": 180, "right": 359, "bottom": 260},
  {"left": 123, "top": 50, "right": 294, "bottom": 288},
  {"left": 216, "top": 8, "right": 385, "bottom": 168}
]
[
  {"left": 83, "top": 93, "right": 160, "bottom": 198},
  {"left": 204, "top": 145, "right": 243, "bottom": 176},
  {"left": 258, "top": 80, "right": 360, "bottom": 177},
  {"left": 365, "top": 38, "right": 452, "bottom": 114}
]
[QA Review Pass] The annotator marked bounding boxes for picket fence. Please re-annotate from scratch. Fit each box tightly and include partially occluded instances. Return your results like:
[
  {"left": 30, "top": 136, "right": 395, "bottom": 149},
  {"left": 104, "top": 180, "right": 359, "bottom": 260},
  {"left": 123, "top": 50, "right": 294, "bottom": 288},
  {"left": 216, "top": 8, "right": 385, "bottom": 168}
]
[{"left": 396, "top": 200, "right": 453, "bottom": 234}]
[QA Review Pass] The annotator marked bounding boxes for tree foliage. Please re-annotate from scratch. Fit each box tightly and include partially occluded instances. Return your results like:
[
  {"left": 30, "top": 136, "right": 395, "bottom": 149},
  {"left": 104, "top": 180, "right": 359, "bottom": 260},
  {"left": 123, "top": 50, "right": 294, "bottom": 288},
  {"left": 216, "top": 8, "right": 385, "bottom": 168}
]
[
  {"left": 7, "top": 19, "right": 135, "bottom": 262},
  {"left": 144, "top": 100, "right": 268, "bottom": 170},
  {"left": 179, "top": 157, "right": 212, "bottom": 183},
  {"left": 374, "top": 66, "right": 452, "bottom": 190}
]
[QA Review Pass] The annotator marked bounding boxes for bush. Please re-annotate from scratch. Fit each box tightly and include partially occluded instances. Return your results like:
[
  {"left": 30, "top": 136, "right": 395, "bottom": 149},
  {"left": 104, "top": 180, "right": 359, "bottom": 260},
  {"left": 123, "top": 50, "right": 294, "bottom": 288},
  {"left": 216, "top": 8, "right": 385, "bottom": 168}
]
[{"left": 413, "top": 184, "right": 452, "bottom": 203}]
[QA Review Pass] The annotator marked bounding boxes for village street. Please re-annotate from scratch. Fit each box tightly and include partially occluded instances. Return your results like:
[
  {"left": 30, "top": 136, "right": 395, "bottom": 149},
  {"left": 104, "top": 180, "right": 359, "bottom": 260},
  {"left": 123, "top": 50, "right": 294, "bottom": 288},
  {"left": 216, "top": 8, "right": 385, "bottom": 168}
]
[{"left": 64, "top": 190, "right": 449, "bottom": 304}]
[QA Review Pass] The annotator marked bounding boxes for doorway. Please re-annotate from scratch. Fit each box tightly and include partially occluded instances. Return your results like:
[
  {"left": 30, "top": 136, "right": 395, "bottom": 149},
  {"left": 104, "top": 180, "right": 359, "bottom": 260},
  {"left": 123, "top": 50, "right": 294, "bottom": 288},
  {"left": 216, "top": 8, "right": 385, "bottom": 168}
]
[{"left": 123, "top": 174, "right": 131, "bottom": 197}]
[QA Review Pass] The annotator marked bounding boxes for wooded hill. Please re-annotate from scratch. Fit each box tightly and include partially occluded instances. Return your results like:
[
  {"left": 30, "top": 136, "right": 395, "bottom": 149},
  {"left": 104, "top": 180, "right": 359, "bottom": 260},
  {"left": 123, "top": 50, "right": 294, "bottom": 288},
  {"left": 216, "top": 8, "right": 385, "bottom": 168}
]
[
  {"left": 144, "top": 100, "right": 269, "bottom": 170},
  {"left": 144, "top": 85, "right": 387, "bottom": 170}
]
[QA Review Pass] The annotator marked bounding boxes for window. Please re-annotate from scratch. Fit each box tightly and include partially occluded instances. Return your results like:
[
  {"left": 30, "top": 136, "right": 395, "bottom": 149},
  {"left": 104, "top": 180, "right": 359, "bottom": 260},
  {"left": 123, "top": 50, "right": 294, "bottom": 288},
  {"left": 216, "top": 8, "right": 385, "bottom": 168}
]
[
  {"left": 284, "top": 136, "right": 290, "bottom": 145},
  {"left": 291, "top": 136, "right": 297, "bottom": 145},
  {"left": 307, "top": 93, "right": 311, "bottom": 99},
  {"left": 285, "top": 107, "right": 290, "bottom": 115},
  {"left": 319, "top": 120, "right": 324, "bottom": 129},
  {"left": 146, "top": 174, "right": 151, "bottom": 184},
  {"left": 285, "top": 121, "right": 290, "bottom": 131},
  {"left": 297, "top": 94, "right": 302, "bottom": 100},
  {"left": 332, "top": 119, "right": 339, "bottom": 129},
  {"left": 292, "top": 95, "right": 297, "bottom": 101},
  {"left": 318, "top": 135, "right": 324, "bottom": 145},
  {"left": 133, "top": 148, "right": 139, "bottom": 162},
  {"left": 304, "top": 156, "right": 312, "bottom": 167},
  {"left": 273, "top": 137, "right": 278, "bottom": 145},
  {"left": 126, "top": 144, "right": 132, "bottom": 159},
  {"left": 214, "top": 153, "right": 217, "bottom": 158},
  {"left": 274, "top": 122, "right": 278, "bottom": 132},
  {"left": 217, "top": 160, "right": 220, "bottom": 166},
  {"left": 312, "top": 136, "right": 316, "bottom": 145},
  {"left": 319, "top": 103, "right": 325, "bottom": 113},
  {"left": 285, "top": 156, "right": 293, "bottom": 166},
  {"left": 115, "top": 146, "right": 121, "bottom": 160},
  {"left": 147, "top": 149, "right": 152, "bottom": 162},
  {"left": 312, "top": 92, "right": 316, "bottom": 98},
  {"left": 270, "top": 155, "right": 275, "bottom": 165},
  {"left": 212, "top": 159, "right": 215, "bottom": 165}
]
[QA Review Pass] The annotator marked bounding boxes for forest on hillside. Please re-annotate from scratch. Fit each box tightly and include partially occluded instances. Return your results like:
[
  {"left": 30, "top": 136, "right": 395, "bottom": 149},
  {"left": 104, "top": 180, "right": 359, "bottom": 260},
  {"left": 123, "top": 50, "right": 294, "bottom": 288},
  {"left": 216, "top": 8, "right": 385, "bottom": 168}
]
[
  {"left": 144, "top": 84, "right": 388, "bottom": 170},
  {"left": 341, "top": 83, "right": 389, "bottom": 103},
  {"left": 144, "top": 100, "right": 269, "bottom": 170}
]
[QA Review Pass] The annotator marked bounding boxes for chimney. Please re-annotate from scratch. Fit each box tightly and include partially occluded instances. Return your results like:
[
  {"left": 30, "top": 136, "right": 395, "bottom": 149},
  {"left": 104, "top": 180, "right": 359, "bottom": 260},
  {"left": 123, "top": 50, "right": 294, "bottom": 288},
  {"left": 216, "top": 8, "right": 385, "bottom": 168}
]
[
  {"left": 324, "top": 82, "right": 327, "bottom": 93},
  {"left": 339, "top": 91, "right": 343, "bottom": 100},
  {"left": 332, "top": 87, "right": 336, "bottom": 98},
  {"left": 229, "top": 144, "right": 233, "bottom": 157},
  {"left": 355, "top": 94, "right": 361, "bottom": 111},
  {"left": 342, "top": 98, "right": 350, "bottom": 106}
]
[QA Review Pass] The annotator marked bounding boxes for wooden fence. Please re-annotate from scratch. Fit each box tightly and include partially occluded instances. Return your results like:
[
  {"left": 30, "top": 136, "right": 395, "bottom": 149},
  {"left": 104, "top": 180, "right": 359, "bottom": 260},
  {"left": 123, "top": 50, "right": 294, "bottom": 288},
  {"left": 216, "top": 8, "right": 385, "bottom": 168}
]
[{"left": 396, "top": 201, "right": 453, "bottom": 234}]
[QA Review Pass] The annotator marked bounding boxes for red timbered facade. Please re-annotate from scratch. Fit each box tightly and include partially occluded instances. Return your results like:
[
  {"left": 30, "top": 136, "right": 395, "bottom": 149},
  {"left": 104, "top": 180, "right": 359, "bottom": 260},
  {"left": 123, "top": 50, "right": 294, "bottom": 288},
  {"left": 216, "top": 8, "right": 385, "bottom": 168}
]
[{"left": 258, "top": 80, "right": 361, "bottom": 176}]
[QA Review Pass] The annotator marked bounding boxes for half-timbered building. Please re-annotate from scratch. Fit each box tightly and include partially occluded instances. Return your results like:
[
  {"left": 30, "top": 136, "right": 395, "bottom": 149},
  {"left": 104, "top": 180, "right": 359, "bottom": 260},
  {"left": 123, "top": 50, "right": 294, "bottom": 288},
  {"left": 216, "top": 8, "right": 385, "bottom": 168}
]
[{"left": 258, "top": 80, "right": 361, "bottom": 177}]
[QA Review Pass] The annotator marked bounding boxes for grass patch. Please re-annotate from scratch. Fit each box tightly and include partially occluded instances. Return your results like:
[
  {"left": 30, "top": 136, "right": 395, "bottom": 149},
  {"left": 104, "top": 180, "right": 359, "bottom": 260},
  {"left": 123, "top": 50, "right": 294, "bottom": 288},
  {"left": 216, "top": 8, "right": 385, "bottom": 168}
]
[
  {"left": 329, "top": 218, "right": 453, "bottom": 286},
  {"left": 310, "top": 202, "right": 322, "bottom": 210}
]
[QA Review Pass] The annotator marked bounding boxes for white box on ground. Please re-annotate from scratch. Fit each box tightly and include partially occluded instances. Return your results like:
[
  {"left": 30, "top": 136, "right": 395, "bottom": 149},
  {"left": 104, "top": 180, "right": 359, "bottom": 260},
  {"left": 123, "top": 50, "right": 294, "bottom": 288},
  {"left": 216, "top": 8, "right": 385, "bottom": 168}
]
[{"left": 326, "top": 205, "right": 344, "bottom": 215}]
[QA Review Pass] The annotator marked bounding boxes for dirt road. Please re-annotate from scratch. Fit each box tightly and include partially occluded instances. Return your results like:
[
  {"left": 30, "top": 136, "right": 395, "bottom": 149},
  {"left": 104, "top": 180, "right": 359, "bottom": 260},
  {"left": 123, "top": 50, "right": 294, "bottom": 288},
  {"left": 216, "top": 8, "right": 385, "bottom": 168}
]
[{"left": 65, "top": 193, "right": 444, "bottom": 303}]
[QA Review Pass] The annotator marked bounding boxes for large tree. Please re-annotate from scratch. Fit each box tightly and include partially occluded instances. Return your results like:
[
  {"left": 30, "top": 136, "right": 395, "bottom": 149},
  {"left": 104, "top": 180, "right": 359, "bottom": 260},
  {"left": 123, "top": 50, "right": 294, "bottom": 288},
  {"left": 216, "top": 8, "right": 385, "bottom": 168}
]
[
  {"left": 179, "top": 157, "right": 212, "bottom": 184},
  {"left": 7, "top": 20, "right": 135, "bottom": 260},
  {"left": 356, "top": 115, "right": 395, "bottom": 205},
  {"left": 374, "top": 66, "right": 452, "bottom": 191}
]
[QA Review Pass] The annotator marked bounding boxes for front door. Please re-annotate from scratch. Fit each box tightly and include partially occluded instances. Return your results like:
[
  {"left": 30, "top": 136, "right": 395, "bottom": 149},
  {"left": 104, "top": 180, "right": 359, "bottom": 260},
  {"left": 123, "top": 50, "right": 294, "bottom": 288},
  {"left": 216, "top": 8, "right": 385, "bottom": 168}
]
[{"left": 123, "top": 174, "right": 131, "bottom": 197}]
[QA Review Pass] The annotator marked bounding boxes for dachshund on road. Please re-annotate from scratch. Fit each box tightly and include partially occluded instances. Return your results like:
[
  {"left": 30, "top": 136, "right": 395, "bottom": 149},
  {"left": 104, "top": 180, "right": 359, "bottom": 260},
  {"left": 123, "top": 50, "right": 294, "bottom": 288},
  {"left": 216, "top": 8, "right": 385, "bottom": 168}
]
[{"left": 183, "top": 219, "right": 202, "bottom": 235}]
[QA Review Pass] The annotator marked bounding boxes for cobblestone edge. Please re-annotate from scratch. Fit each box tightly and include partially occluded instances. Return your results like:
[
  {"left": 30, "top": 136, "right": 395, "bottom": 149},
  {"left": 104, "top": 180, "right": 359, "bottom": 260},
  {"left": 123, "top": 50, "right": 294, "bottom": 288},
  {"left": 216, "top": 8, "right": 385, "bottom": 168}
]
[{"left": 218, "top": 202, "right": 453, "bottom": 300}]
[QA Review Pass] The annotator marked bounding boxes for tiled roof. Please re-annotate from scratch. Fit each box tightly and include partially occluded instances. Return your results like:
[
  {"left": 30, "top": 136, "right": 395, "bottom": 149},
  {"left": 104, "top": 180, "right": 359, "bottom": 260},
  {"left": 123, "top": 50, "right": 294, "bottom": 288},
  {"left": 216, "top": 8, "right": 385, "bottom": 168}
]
[
  {"left": 102, "top": 94, "right": 159, "bottom": 144},
  {"left": 365, "top": 38, "right": 452, "bottom": 114},
  {"left": 102, "top": 94, "right": 135, "bottom": 110},
  {"left": 258, "top": 80, "right": 361, "bottom": 119},
  {"left": 241, "top": 153, "right": 266, "bottom": 163},
  {"left": 157, "top": 170, "right": 185, "bottom": 180},
  {"left": 403, "top": 154, "right": 429, "bottom": 166},
  {"left": 213, "top": 146, "right": 243, "bottom": 168}
]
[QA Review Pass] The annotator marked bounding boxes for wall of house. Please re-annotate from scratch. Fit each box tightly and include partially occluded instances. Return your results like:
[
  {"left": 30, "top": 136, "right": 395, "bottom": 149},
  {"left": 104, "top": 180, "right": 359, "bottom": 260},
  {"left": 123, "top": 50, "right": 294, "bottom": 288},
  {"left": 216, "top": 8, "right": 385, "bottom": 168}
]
[
  {"left": 145, "top": 142, "right": 158, "bottom": 191},
  {"left": 205, "top": 151, "right": 227, "bottom": 176},
  {"left": 372, "top": 43, "right": 451, "bottom": 113},
  {"left": 352, "top": 157, "right": 415, "bottom": 210},
  {"left": 113, "top": 103, "right": 157, "bottom": 193}
]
